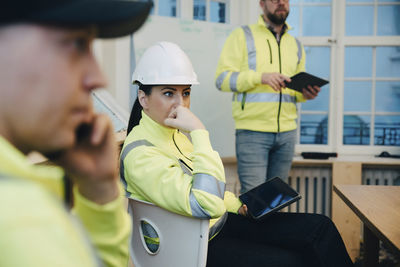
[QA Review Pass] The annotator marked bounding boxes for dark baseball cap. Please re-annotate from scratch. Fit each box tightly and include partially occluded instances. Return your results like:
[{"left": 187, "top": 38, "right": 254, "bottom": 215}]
[{"left": 0, "top": 0, "right": 153, "bottom": 38}]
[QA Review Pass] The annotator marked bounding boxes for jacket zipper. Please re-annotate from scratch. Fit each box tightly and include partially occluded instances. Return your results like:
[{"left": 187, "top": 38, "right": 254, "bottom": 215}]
[
  {"left": 173, "top": 132, "right": 193, "bottom": 172},
  {"left": 241, "top": 93, "right": 247, "bottom": 110},
  {"left": 172, "top": 131, "right": 192, "bottom": 161},
  {"left": 277, "top": 38, "right": 283, "bottom": 133},
  {"left": 179, "top": 159, "right": 193, "bottom": 172}
]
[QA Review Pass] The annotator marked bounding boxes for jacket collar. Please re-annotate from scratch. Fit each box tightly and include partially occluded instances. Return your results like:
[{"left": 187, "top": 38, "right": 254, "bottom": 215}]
[
  {"left": 0, "top": 135, "right": 64, "bottom": 197},
  {"left": 138, "top": 111, "right": 193, "bottom": 160},
  {"left": 139, "top": 111, "right": 178, "bottom": 144}
]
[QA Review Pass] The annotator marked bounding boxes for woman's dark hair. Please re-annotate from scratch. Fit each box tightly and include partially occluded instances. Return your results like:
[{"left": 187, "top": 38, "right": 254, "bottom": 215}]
[{"left": 127, "top": 83, "right": 153, "bottom": 134}]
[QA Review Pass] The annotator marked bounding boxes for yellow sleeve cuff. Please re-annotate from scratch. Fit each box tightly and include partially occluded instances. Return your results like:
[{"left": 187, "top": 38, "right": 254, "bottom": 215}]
[
  {"left": 224, "top": 191, "right": 243, "bottom": 214},
  {"left": 72, "top": 183, "right": 130, "bottom": 233},
  {"left": 253, "top": 72, "right": 262, "bottom": 86},
  {"left": 72, "top": 182, "right": 131, "bottom": 267},
  {"left": 296, "top": 91, "right": 307, "bottom": 103}
]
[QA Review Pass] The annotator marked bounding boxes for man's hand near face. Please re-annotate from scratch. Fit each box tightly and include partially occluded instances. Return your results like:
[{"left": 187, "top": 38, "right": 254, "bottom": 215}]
[{"left": 53, "top": 114, "right": 119, "bottom": 205}]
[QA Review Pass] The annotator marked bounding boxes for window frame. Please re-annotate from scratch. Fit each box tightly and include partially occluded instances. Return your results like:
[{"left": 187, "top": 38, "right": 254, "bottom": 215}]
[
  {"left": 295, "top": 0, "right": 400, "bottom": 155},
  {"left": 108, "top": 0, "right": 400, "bottom": 156},
  {"left": 192, "top": 0, "right": 230, "bottom": 23},
  {"left": 153, "top": 0, "right": 180, "bottom": 18}
]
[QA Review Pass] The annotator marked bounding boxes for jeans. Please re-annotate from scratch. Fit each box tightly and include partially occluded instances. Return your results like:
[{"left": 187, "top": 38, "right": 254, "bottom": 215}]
[{"left": 236, "top": 129, "right": 296, "bottom": 194}]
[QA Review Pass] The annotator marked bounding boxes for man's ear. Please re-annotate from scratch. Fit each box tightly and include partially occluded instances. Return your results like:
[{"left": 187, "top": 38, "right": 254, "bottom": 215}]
[{"left": 138, "top": 90, "right": 148, "bottom": 109}]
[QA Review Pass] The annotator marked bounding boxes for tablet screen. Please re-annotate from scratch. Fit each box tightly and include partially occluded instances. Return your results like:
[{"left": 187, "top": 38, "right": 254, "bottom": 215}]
[
  {"left": 285, "top": 72, "right": 329, "bottom": 93},
  {"left": 239, "top": 177, "right": 301, "bottom": 219}
]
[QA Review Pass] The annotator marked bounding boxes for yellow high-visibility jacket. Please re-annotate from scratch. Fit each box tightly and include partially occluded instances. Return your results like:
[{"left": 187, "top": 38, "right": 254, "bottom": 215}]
[
  {"left": 215, "top": 15, "right": 307, "bottom": 133},
  {"left": 0, "top": 135, "right": 131, "bottom": 267},
  {"left": 120, "top": 112, "right": 242, "bottom": 238}
]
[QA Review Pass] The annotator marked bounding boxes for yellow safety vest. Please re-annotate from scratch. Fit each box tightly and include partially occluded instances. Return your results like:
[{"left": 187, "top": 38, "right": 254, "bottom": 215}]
[
  {"left": 215, "top": 16, "right": 307, "bottom": 132},
  {"left": 120, "top": 112, "right": 242, "bottom": 239}
]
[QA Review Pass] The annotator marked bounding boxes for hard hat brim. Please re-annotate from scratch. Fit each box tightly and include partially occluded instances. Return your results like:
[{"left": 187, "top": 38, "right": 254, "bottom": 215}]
[{"left": 5, "top": 0, "right": 153, "bottom": 39}]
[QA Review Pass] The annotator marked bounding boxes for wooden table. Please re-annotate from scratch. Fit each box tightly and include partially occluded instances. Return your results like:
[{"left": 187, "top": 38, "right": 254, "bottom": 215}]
[
  {"left": 333, "top": 185, "right": 400, "bottom": 267},
  {"left": 222, "top": 156, "right": 400, "bottom": 261}
]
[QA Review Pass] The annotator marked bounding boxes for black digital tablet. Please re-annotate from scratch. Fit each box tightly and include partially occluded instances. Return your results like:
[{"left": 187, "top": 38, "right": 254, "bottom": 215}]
[
  {"left": 239, "top": 177, "right": 301, "bottom": 220},
  {"left": 285, "top": 72, "right": 329, "bottom": 93}
]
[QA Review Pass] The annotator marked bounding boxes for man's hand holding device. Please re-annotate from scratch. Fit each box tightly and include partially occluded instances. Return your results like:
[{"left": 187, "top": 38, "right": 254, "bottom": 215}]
[
  {"left": 261, "top": 72, "right": 291, "bottom": 92},
  {"left": 284, "top": 72, "right": 329, "bottom": 99},
  {"left": 302, "top": 85, "right": 321, "bottom": 100}
]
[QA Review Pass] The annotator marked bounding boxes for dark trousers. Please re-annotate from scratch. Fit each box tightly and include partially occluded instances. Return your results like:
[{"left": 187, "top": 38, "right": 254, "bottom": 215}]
[{"left": 207, "top": 212, "right": 354, "bottom": 267}]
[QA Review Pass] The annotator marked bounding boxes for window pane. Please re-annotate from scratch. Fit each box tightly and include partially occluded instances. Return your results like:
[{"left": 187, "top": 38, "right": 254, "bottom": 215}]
[
  {"left": 286, "top": 6, "right": 300, "bottom": 36},
  {"left": 301, "top": 46, "right": 330, "bottom": 112},
  {"left": 375, "top": 115, "right": 400, "bottom": 146},
  {"left": 300, "top": 114, "right": 328, "bottom": 144},
  {"left": 344, "top": 82, "right": 372, "bottom": 112},
  {"left": 302, "top": 85, "right": 330, "bottom": 112},
  {"left": 194, "top": 0, "right": 206, "bottom": 21},
  {"left": 346, "top": 6, "right": 374, "bottom": 36},
  {"left": 378, "top": 5, "right": 400, "bottom": 36},
  {"left": 210, "top": 1, "right": 226, "bottom": 23},
  {"left": 376, "top": 47, "right": 400, "bottom": 78},
  {"left": 345, "top": 47, "right": 373, "bottom": 77},
  {"left": 303, "top": 0, "right": 331, "bottom": 2},
  {"left": 303, "top": 6, "right": 331, "bottom": 36},
  {"left": 375, "top": 81, "right": 400, "bottom": 112},
  {"left": 347, "top": 0, "right": 373, "bottom": 2},
  {"left": 305, "top": 47, "right": 330, "bottom": 78},
  {"left": 343, "top": 115, "right": 370, "bottom": 145},
  {"left": 159, "top": 0, "right": 176, "bottom": 17}
]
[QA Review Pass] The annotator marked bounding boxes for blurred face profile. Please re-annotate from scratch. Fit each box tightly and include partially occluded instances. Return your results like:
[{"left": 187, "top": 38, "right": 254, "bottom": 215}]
[
  {"left": 0, "top": 24, "right": 107, "bottom": 154},
  {"left": 260, "top": 0, "right": 290, "bottom": 25},
  {"left": 140, "top": 85, "right": 191, "bottom": 127}
]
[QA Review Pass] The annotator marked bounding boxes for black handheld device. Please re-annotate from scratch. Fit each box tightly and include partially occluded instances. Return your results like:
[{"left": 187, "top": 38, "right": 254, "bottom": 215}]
[
  {"left": 44, "top": 123, "right": 93, "bottom": 160},
  {"left": 239, "top": 177, "right": 301, "bottom": 220},
  {"left": 285, "top": 72, "right": 329, "bottom": 93}
]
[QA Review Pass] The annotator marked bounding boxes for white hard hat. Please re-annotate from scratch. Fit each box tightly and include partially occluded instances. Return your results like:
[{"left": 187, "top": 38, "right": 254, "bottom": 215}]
[{"left": 132, "top": 41, "right": 199, "bottom": 85}]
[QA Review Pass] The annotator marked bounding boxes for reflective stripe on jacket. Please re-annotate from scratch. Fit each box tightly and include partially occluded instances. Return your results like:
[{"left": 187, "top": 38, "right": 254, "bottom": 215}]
[
  {"left": 120, "top": 112, "right": 242, "bottom": 237},
  {"left": 215, "top": 16, "right": 307, "bottom": 133}
]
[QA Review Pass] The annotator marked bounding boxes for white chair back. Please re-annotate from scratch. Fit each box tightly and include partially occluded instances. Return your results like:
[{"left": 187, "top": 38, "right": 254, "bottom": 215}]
[{"left": 128, "top": 198, "right": 209, "bottom": 267}]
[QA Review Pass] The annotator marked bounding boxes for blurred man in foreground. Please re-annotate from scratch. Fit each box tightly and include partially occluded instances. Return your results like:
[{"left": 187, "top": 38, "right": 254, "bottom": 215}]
[{"left": 0, "top": 0, "right": 152, "bottom": 266}]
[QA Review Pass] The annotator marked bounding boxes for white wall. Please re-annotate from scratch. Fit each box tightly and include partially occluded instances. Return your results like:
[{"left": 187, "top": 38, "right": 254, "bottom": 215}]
[
  {"left": 94, "top": 1, "right": 263, "bottom": 157},
  {"left": 133, "top": 15, "right": 237, "bottom": 157},
  {"left": 94, "top": 36, "right": 132, "bottom": 113}
]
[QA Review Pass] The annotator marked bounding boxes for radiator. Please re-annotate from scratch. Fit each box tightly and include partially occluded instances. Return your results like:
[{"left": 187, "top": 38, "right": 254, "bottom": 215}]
[
  {"left": 287, "top": 166, "right": 332, "bottom": 216},
  {"left": 362, "top": 167, "right": 400, "bottom": 186},
  {"left": 225, "top": 163, "right": 400, "bottom": 218},
  {"left": 287, "top": 166, "right": 400, "bottom": 217}
]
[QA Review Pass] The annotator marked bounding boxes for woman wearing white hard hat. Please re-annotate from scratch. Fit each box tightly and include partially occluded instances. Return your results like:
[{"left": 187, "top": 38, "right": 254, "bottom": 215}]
[{"left": 120, "top": 42, "right": 353, "bottom": 266}]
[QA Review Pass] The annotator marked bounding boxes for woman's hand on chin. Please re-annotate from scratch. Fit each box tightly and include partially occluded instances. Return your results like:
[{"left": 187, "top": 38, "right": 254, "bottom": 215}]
[{"left": 164, "top": 106, "right": 205, "bottom": 132}]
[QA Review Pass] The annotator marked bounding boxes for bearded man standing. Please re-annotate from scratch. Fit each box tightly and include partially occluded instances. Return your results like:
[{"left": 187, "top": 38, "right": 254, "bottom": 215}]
[{"left": 215, "top": 0, "right": 321, "bottom": 193}]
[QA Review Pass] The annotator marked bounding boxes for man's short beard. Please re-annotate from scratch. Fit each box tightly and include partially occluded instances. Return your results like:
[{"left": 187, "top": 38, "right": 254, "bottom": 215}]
[{"left": 267, "top": 10, "right": 289, "bottom": 25}]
